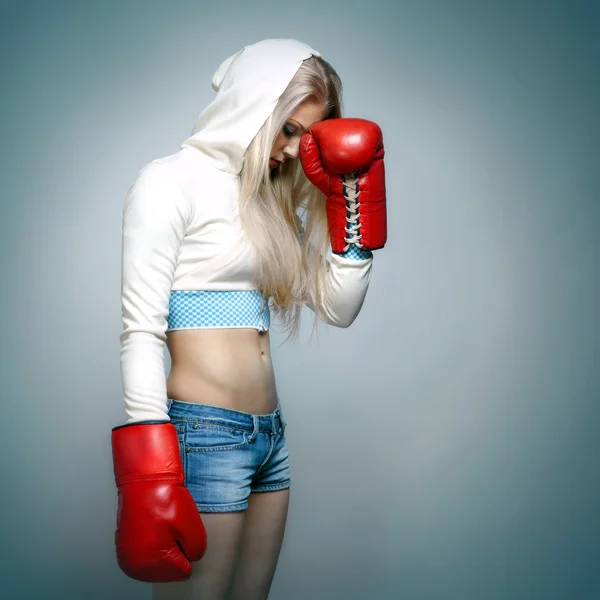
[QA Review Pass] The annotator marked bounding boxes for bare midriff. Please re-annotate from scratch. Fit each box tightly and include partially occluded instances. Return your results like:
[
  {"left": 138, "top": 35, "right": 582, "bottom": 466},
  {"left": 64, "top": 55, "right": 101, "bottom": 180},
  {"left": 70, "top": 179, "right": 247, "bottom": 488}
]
[{"left": 165, "top": 328, "right": 278, "bottom": 415}]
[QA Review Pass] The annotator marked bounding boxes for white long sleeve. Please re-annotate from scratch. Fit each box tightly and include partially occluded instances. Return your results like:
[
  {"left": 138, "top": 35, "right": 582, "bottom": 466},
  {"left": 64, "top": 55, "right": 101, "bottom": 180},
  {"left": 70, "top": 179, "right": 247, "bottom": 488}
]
[
  {"left": 119, "top": 161, "right": 192, "bottom": 423},
  {"left": 310, "top": 251, "right": 373, "bottom": 328}
]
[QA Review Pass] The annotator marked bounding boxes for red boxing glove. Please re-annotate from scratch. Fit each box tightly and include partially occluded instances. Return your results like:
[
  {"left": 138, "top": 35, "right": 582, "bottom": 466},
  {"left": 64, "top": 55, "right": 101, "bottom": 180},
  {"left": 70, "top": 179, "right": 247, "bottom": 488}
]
[
  {"left": 111, "top": 422, "right": 207, "bottom": 582},
  {"left": 299, "top": 118, "right": 387, "bottom": 254}
]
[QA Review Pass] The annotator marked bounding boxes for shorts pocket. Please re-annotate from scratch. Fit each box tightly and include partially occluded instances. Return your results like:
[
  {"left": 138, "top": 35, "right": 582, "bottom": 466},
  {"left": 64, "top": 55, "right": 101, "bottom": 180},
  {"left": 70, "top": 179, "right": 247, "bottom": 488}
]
[
  {"left": 170, "top": 419, "right": 187, "bottom": 467},
  {"left": 186, "top": 424, "right": 250, "bottom": 453}
]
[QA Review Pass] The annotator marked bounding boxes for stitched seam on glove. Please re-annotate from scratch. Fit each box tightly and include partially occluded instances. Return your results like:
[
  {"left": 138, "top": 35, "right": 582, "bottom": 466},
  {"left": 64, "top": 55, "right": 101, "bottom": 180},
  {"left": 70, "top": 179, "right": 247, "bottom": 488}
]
[{"left": 116, "top": 471, "right": 184, "bottom": 486}]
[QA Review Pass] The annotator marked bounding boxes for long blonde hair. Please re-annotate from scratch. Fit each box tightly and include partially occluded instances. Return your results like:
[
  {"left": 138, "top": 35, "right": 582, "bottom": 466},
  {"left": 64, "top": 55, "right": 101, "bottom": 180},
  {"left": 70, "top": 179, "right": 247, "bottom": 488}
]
[{"left": 238, "top": 55, "right": 343, "bottom": 340}]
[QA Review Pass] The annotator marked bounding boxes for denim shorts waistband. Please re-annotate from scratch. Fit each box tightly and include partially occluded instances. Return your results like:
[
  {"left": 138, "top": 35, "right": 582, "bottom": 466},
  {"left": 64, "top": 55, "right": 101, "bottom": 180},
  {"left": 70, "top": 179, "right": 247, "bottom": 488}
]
[{"left": 167, "top": 399, "right": 283, "bottom": 434}]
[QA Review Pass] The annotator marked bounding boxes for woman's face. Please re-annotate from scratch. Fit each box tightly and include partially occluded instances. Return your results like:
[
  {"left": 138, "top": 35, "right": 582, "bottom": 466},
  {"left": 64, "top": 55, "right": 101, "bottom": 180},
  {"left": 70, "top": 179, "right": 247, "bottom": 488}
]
[{"left": 270, "top": 98, "right": 328, "bottom": 169}]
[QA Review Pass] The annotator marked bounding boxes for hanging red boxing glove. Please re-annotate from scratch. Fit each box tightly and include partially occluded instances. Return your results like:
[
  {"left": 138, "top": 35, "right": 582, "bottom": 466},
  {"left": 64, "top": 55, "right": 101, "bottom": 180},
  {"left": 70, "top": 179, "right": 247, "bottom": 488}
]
[
  {"left": 111, "top": 421, "right": 207, "bottom": 582},
  {"left": 299, "top": 118, "right": 387, "bottom": 254}
]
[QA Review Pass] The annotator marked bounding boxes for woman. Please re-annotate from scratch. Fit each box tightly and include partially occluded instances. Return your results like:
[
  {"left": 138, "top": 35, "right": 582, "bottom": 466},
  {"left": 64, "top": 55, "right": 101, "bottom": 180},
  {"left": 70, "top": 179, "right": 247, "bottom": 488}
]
[{"left": 111, "top": 39, "right": 386, "bottom": 600}]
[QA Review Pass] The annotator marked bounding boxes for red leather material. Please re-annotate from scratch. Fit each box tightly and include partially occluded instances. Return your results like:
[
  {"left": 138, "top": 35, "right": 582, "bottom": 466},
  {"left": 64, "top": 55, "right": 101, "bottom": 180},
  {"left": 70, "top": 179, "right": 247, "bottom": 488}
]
[
  {"left": 112, "top": 422, "right": 207, "bottom": 582},
  {"left": 300, "top": 118, "right": 387, "bottom": 253}
]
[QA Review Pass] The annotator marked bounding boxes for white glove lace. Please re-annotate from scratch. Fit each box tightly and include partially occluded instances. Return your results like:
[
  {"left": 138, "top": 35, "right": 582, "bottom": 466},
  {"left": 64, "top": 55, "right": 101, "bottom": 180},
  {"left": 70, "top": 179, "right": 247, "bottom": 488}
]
[{"left": 341, "top": 173, "right": 363, "bottom": 252}]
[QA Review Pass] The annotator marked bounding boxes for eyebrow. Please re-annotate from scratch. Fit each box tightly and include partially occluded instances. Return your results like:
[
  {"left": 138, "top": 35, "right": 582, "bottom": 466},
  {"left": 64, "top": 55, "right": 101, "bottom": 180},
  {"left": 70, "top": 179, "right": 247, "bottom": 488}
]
[{"left": 288, "top": 118, "right": 308, "bottom": 133}]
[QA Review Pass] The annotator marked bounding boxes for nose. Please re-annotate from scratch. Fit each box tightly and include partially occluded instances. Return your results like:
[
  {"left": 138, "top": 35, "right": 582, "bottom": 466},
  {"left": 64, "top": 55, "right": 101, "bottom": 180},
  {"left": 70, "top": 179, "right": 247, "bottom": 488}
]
[{"left": 283, "top": 138, "right": 300, "bottom": 160}]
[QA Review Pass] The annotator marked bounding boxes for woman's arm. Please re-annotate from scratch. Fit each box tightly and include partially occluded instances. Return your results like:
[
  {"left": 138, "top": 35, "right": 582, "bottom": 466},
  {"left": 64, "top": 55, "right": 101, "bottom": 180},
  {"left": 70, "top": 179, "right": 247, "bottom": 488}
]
[
  {"left": 301, "top": 222, "right": 374, "bottom": 328},
  {"left": 299, "top": 118, "right": 386, "bottom": 327},
  {"left": 120, "top": 161, "right": 192, "bottom": 423}
]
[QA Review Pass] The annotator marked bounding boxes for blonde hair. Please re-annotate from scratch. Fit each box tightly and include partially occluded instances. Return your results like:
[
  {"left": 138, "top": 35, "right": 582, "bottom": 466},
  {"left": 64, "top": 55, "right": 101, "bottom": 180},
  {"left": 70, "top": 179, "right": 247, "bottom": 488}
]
[{"left": 238, "top": 55, "right": 343, "bottom": 340}]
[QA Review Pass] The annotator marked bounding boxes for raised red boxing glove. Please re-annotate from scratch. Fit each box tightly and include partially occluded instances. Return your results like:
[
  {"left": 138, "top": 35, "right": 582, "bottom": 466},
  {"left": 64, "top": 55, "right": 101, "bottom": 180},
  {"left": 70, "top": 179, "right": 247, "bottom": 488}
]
[
  {"left": 111, "top": 421, "right": 207, "bottom": 582},
  {"left": 299, "top": 118, "right": 387, "bottom": 254}
]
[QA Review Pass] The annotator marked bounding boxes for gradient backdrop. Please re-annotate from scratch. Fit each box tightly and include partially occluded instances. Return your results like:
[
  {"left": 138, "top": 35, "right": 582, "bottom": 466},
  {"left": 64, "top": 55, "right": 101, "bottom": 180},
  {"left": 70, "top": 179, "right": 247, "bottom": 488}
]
[{"left": 1, "top": 1, "right": 599, "bottom": 599}]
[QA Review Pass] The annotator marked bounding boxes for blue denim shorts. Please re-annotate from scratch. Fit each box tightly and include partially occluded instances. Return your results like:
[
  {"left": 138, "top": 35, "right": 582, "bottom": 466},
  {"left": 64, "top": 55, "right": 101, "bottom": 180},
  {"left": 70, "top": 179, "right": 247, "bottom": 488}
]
[{"left": 167, "top": 399, "right": 291, "bottom": 512}]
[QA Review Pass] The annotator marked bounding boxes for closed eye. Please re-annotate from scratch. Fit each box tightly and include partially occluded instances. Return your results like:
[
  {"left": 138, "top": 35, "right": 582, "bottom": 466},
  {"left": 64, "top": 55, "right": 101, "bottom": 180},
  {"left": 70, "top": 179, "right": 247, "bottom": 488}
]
[{"left": 283, "top": 124, "right": 296, "bottom": 137}]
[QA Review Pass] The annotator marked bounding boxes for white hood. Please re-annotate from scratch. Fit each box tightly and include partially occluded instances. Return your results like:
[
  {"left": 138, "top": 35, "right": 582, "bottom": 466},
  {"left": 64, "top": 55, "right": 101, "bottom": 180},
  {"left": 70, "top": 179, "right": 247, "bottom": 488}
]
[{"left": 181, "top": 39, "right": 321, "bottom": 174}]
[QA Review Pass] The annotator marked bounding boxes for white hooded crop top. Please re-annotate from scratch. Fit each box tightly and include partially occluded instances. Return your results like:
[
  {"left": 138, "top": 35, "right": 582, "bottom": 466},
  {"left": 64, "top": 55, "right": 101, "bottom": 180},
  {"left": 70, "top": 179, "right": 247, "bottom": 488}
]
[{"left": 120, "top": 39, "right": 374, "bottom": 423}]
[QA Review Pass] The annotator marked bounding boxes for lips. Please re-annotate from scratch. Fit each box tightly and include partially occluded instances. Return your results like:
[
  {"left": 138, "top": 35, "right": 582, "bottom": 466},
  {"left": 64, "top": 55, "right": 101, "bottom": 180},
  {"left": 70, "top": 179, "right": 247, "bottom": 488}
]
[{"left": 270, "top": 158, "right": 280, "bottom": 168}]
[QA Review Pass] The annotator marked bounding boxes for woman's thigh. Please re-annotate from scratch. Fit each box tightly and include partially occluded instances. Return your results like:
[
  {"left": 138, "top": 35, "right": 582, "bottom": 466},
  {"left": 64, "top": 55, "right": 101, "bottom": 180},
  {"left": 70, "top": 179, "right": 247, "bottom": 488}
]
[
  {"left": 152, "top": 511, "right": 246, "bottom": 600},
  {"left": 158, "top": 399, "right": 292, "bottom": 599},
  {"left": 228, "top": 488, "right": 291, "bottom": 600}
]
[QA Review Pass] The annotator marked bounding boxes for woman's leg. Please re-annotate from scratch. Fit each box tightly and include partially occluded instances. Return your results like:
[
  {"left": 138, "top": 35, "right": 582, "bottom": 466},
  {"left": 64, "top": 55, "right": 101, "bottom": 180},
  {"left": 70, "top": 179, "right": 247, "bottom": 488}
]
[
  {"left": 152, "top": 511, "right": 246, "bottom": 600},
  {"left": 228, "top": 488, "right": 290, "bottom": 600}
]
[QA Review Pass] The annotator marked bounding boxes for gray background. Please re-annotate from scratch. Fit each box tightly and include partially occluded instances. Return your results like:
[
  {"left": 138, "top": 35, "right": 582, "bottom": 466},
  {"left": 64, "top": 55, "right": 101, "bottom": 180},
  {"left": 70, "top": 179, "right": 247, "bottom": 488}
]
[{"left": 1, "top": 0, "right": 599, "bottom": 599}]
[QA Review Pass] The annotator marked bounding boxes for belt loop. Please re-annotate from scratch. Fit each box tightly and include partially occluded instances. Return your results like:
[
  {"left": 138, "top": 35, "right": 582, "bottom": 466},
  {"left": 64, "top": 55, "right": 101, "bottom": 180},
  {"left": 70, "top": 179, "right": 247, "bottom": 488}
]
[{"left": 248, "top": 415, "right": 259, "bottom": 443}]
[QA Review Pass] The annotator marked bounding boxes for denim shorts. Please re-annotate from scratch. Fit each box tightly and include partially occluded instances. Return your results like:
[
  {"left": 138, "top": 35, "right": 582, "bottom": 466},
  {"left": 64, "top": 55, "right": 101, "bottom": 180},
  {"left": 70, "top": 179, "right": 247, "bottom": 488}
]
[{"left": 167, "top": 399, "right": 291, "bottom": 512}]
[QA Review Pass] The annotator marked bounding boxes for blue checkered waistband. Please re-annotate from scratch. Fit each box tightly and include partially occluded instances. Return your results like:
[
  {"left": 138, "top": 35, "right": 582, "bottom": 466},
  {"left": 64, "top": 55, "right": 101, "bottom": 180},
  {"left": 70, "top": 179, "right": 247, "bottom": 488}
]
[{"left": 167, "top": 289, "right": 271, "bottom": 331}]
